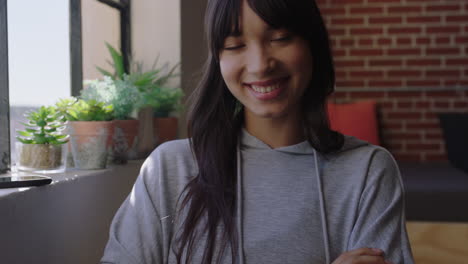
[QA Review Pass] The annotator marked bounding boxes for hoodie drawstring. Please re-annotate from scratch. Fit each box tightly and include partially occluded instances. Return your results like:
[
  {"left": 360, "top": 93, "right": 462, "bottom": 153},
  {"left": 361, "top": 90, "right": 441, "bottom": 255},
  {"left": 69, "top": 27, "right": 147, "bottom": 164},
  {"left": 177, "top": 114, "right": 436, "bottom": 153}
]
[
  {"left": 314, "top": 149, "right": 331, "bottom": 264},
  {"left": 236, "top": 144, "right": 245, "bottom": 264}
]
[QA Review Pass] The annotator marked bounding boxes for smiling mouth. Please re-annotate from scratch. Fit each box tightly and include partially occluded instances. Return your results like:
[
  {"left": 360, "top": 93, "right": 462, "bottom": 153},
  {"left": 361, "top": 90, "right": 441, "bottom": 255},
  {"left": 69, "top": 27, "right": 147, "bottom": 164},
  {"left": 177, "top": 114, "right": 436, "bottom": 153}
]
[
  {"left": 245, "top": 77, "right": 289, "bottom": 94},
  {"left": 250, "top": 83, "right": 281, "bottom": 93}
]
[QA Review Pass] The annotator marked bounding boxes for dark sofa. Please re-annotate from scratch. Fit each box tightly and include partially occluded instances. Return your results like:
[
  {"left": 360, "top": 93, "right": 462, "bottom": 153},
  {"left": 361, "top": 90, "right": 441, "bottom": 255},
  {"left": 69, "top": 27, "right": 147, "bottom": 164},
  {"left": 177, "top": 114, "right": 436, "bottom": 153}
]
[{"left": 399, "top": 162, "right": 468, "bottom": 222}]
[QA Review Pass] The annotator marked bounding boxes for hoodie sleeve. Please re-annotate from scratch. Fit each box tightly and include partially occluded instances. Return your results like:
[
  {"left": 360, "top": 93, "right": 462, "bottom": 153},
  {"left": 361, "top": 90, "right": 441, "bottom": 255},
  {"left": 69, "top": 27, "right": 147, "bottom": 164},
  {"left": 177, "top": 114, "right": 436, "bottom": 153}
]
[
  {"left": 346, "top": 148, "right": 415, "bottom": 264},
  {"left": 100, "top": 151, "right": 166, "bottom": 264}
]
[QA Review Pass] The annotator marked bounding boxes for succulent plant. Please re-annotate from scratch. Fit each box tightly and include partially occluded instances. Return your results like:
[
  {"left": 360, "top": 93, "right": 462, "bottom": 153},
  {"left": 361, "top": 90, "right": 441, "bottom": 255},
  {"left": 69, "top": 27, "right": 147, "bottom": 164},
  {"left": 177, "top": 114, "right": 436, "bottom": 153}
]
[
  {"left": 65, "top": 99, "right": 114, "bottom": 121},
  {"left": 55, "top": 97, "right": 78, "bottom": 122},
  {"left": 16, "top": 106, "right": 69, "bottom": 145}
]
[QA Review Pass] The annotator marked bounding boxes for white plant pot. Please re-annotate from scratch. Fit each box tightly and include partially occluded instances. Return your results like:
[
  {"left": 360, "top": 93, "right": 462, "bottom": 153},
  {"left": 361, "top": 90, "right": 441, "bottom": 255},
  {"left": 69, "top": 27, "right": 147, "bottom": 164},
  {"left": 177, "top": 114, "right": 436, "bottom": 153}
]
[{"left": 16, "top": 142, "right": 67, "bottom": 173}]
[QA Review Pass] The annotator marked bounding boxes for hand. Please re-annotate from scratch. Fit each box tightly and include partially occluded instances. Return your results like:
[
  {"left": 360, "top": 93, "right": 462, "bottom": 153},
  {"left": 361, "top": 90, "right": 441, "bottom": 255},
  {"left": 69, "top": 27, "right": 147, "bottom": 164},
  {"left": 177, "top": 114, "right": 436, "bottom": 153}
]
[{"left": 331, "top": 248, "right": 394, "bottom": 264}]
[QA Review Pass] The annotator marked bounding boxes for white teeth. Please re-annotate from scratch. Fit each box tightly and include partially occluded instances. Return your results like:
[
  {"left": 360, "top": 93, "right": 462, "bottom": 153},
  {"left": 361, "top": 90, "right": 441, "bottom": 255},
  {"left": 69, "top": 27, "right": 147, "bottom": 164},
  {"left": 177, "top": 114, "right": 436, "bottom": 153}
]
[{"left": 251, "top": 83, "right": 280, "bottom": 93}]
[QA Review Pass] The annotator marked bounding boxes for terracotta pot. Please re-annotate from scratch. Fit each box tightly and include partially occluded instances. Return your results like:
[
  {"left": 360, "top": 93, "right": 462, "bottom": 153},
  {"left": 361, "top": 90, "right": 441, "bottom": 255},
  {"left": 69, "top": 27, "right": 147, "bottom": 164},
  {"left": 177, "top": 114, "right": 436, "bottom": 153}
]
[
  {"left": 153, "top": 117, "right": 178, "bottom": 145},
  {"left": 113, "top": 119, "right": 140, "bottom": 161},
  {"left": 68, "top": 121, "right": 114, "bottom": 169}
]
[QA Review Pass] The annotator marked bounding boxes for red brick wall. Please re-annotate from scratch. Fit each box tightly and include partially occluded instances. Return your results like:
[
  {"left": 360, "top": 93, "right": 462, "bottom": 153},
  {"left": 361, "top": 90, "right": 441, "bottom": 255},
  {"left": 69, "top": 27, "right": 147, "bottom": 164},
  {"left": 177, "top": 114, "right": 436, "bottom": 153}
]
[{"left": 317, "top": 0, "right": 468, "bottom": 162}]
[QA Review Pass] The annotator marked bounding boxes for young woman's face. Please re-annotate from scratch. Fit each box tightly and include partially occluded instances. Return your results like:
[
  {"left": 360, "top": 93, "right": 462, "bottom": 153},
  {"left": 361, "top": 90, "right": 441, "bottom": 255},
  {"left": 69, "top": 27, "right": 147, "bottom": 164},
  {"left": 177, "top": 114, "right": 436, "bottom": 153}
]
[{"left": 219, "top": 0, "right": 313, "bottom": 121}]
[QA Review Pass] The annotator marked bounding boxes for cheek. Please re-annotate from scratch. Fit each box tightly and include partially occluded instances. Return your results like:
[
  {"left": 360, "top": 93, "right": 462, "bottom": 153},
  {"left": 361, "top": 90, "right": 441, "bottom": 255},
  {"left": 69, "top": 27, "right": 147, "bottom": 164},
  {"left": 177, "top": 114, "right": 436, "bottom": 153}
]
[
  {"left": 285, "top": 46, "right": 313, "bottom": 76},
  {"left": 219, "top": 58, "right": 244, "bottom": 100},
  {"left": 284, "top": 49, "right": 313, "bottom": 95},
  {"left": 219, "top": 55, "right": 241, "bottom": 86}
]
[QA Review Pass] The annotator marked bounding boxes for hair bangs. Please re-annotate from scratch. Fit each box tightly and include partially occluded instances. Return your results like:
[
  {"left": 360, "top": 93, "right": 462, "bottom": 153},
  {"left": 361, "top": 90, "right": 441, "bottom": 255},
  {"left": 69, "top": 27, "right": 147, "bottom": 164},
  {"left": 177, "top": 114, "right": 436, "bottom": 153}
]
[
  {"left": 247, "top": 0, "right": 316, "bottom": 39},
  {"left": 206, "top": 0, "right": 319, "bottom": 60},
  {"left": 206, "top": 0, "right": 242, "bottom": 60}
]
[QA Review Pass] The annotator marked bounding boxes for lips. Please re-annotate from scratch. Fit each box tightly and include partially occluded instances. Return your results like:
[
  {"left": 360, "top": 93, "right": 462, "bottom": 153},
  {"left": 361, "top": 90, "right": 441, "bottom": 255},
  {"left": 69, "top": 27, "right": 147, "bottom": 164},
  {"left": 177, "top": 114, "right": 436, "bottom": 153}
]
[
  {"left": 244, "top": 77, "right": 289, "bottom": 100},
  {"left": 245, "top": 77, "right": 289, "bottom": 86},
  {"left": 250, "top": 82, "right": 281, "bottom": 93}
]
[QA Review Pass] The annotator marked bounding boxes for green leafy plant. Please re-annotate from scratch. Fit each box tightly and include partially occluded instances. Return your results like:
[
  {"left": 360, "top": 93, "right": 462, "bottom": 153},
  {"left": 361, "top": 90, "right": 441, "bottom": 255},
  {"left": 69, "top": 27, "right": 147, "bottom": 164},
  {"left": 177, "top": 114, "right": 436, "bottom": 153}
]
[
  {"left": 131, "top": 56, "right": 180, "bottom": 88},
  {"left": 131, "top": 58, "right": 183, "bottom": 117},
  {"left": 138, "top": 86, "right": 184, "bottom": 117},
  {"left": 96, "top": 42, "right": 125, "bottom": 80},
  {"left": 65, "top": 99, "right": 114, "bottom": 121},
  {"left": 17, "top": 106, "right": 68, "bottom": 145},
  {"left": 82, "top": 76, "right": 139, "bottom": 120},
  {"left": 95, "top": 43, "right": 183, "bottom": 117},
  {"left": 97, "top": 43, "right": 178, "bottom": 86}
]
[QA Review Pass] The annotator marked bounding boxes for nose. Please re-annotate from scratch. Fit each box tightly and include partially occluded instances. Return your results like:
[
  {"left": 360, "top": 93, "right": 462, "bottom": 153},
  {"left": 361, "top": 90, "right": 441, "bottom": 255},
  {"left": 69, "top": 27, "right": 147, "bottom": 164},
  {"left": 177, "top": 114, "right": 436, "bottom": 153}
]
[{"left": 246, "top": 45, "right": 276, "bottom": 76}]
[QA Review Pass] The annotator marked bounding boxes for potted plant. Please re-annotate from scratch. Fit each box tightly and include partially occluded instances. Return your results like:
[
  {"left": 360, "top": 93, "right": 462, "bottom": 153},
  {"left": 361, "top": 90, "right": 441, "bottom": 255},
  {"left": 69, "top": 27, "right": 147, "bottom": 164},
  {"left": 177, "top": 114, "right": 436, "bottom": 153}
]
[
  {"left": 97, "top": 43, "right": 183, "bottom": 156},
  {"left": 130, "top": 56, "right": 182, "bottom": 147},
  {"left": 138, "top": 85, "right": 183, "bottom": 145},
  {"left": 16, "top": 106, "right": 68, "bottom": 173},
  {"left": 82, "top": 76, "right": 140, "bottom": 163},
  {"left": 66, "top": 99, "right": 114, "bottom": 169},
  {"left": 91, "top": 43, "right": 150, "bottom": 162},
  {"left": 55, "top": 97, "right": 78, "bottom": 168}
]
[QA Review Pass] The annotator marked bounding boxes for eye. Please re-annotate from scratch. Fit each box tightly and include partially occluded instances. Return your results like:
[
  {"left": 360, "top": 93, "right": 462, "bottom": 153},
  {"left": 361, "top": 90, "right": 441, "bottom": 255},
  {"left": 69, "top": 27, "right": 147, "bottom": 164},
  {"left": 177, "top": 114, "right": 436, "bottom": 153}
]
[
  {"left": 223, "top": 44, "right": 245, "bottom": 51},
  {"left": 222, "top": 36, "right": 245, "bottom": 51},
  {"left": 271, "top": 35, "right": 292, "bottom": 42}
]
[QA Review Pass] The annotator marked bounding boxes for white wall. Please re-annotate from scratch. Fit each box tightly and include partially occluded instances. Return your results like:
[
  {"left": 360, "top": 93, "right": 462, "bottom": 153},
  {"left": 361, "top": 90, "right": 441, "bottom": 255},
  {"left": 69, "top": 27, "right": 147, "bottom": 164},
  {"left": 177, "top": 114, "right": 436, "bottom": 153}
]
[
  {"left": 82, "top": 0, "right": 120, "bottom": 80},
  {"left": 132, "top": 0, "right": 181, "bottom": 88}
]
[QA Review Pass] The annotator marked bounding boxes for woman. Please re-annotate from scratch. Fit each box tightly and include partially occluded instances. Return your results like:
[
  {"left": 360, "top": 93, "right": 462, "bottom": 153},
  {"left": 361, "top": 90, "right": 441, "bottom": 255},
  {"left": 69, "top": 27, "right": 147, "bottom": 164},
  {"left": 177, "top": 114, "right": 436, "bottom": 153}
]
[{"left": 101, "top": 0, "right": 414, "bottom": 263}]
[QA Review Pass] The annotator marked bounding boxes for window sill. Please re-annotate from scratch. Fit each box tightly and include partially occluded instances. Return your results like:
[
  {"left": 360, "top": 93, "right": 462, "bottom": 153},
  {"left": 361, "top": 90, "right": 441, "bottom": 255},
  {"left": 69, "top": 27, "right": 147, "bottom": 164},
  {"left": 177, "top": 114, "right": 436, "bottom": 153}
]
[
  {"left": 0, "top": 160, "right": 143, "bottom": 264},
  {"left": 0, "top": 160, "right": 143, "bottom": 198}
]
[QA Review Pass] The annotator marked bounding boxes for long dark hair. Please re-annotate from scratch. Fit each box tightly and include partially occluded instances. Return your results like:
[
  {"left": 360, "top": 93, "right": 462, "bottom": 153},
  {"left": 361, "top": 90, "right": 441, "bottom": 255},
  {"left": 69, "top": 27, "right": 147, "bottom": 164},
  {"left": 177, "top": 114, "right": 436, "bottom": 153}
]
[{"left": 172, "top": 0, "right": 344, "bottom": 263}]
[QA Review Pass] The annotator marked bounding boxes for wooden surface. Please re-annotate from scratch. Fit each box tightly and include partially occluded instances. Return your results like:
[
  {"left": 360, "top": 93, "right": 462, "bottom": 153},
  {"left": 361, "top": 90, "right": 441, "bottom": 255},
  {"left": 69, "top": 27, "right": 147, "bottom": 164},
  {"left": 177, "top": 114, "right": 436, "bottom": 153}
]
[{"left": 407, "top": 221, "right": 468, "bottom": 264}]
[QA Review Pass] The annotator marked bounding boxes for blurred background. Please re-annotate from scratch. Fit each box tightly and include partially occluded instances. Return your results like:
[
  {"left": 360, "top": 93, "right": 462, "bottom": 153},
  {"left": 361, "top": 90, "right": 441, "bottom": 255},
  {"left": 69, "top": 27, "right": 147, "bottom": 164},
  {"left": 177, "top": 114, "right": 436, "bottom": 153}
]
[{"left": 1, "top": 0, "right": 467, "bottom": 263}]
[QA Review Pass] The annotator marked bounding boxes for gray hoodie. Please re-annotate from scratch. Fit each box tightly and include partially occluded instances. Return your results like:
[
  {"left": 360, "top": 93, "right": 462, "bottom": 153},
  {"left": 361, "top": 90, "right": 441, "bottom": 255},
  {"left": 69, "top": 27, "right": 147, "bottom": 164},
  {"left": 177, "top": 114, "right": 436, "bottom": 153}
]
[{"left": 101, "top": 130, "right": 414, "bottom": 264}]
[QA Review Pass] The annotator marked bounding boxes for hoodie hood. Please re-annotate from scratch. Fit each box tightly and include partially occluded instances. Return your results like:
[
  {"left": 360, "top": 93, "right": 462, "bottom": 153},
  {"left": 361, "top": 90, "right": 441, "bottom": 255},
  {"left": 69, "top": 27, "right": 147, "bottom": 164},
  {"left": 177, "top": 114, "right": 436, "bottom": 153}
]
[
  {"left": 241, "top": 128, "right": 369, "bottom": 154},
  {"left": 240, "top": 129, "right": 315, "bottom": 154}
]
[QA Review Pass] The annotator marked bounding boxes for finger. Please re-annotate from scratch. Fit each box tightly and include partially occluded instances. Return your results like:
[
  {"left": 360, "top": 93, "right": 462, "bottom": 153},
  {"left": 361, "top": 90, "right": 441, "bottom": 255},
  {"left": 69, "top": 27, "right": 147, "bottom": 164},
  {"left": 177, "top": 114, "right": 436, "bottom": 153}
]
[
  {"left": 332, "top": 248, "right": 384, "bottom": 264},
  {"left": 354, "top": 255, "right": 387, "bottom": 264},
  {"left": 347, "top": 247, "right": 385, "bottom": 257}
]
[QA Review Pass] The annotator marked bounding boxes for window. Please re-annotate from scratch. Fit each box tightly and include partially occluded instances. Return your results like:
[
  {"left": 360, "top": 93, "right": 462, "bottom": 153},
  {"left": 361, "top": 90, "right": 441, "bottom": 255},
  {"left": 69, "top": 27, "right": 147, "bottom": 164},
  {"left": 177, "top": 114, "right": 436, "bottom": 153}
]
[
  {"left": 0, "top": 0, "right": 130, "bottom": 174},
  {"left": 0, "top": 0, "right": 82, "bottom": 174}
]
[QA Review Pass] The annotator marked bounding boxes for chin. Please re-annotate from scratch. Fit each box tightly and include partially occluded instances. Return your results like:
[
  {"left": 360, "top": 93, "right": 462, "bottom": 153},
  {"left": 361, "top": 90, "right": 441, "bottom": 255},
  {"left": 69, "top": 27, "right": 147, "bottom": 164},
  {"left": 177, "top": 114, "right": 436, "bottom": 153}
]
[{"left": 249, "top": 108, "right": 289, "bottom": 119}]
